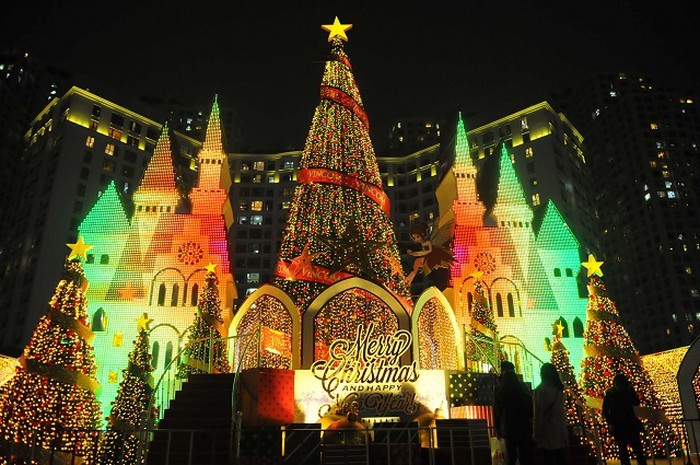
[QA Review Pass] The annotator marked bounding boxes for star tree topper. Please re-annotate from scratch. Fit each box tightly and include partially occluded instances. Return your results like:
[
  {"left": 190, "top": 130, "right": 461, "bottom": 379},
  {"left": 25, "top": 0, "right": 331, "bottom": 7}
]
[
  {"left": 582, "top": 253, "right": 604, "bottom": 277},
  {"left": 205, "top": 262, "right": 218, "bottom": 273},
  {"left": 136, "top": 313, "right": 154, "bottom": 331},
  {"left": 552, "top": 320, "right": 565, "bottom": 337},
  {"left": 321, "top": 16, "right": 353, "bottom": 42},
  {"left": 66, "top": 237, "right": 93, "bottom": 260}
]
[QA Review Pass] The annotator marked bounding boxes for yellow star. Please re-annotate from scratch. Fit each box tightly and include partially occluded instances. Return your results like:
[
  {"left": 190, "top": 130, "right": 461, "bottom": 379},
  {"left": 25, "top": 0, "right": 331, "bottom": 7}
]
[
  {"left": 136, "top": 313, "right": 154, "bottom": 332},
  {"left": 205, "top": 263, "right": 218, "bottom": 274},
  {"left": 291, "top": 243, "right": 321, "bottom": 274},
  {"left": 582, "top": 254, "right": 604, "bottom": 277},
  {"left": 552, "top": 320, "right": 565, "bottom": 337},
  {"left": 470, "top": 270, "right": 484, "bottom": 281},
  {"left": 321, "top": 16, "right": 353, "bottom": 42},
  {"left": 66, "top": 237, "right": 94, "bottom": 260}
]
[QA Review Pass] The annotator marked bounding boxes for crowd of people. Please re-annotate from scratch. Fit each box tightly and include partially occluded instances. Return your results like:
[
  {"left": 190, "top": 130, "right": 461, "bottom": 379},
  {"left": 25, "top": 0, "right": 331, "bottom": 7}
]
[{"left": 494, "top": 360, "right": 647, "bottom": 465}]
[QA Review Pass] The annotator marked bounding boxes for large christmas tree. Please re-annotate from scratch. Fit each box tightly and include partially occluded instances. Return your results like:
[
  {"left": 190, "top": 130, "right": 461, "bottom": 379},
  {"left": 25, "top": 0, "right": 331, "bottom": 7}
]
[
  {"left": 579, "top": 255, "right": 679, "bottom": 459},
  {"left": 465, "top": 273, "right": 500, "bottom": 368},
  {"left": 96, "top": 324, "right": 155, "bottom": 465},
  {"left": 177, "top": 265, "right": 230, "bottom": 377},
  {"left": 271, "top": 17, "right": 411, "bottom": 310},
  {"left": 0, "top": 239, "right": 102, "bottom": 464}
]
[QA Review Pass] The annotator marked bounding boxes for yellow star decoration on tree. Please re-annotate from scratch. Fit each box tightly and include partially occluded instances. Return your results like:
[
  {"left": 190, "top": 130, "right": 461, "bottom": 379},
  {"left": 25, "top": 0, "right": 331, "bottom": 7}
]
[
  {"left": 205, "top": 262, "right": 218, "bottom": 273},
  {"left": 552, "top": 320, "right": 565, "bottom": 337},
  {"left": 66, "top": 237, "right": 94, "bottom": 260},
  {"left": 321, "top": 16, "right": 353, "bottom": 42},
  {"left": 136, "top": 313, "right": 154, "bottom": 332},
  {"left": 582, "top": 254, "right": 604, "bottom": 277}
]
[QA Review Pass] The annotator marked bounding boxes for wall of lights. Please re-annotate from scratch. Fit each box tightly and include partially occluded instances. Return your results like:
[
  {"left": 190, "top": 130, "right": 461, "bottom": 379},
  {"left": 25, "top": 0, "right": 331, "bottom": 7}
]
[
  {"left": 450, "top": 113, "right": 588, "bottom": 382},
  {"left": 78, "top": 99, "right": 234, "bottom": 409}
]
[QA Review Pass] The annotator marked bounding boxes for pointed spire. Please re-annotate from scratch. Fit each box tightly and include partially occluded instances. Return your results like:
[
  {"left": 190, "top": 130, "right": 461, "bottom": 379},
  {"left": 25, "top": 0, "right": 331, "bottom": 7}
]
[
  {"left": 202, "top": 94, "right": 224, "bottom": 153},
  {"left": 495, "top": 142, "right": 529, "bottom": 209},
  {"left": 454, "top": 111, "right": 474, "bottom": 174},
  {"left": 138, "top": 122, "right": 177, "bottom": 192},
  {"left": 79, "top": 181, "right": 129, "bottom": 234},
  {"left": 536, "top": 200, "right": 579, "bottom": 250}
]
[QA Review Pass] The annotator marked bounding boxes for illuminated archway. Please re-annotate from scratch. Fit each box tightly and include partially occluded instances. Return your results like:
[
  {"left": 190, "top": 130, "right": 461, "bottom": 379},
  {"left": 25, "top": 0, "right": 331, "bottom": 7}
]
[
  {"left": 302, "top": 277, "right": 411, "bottom": 368},
  {"left": 231, "top": 284, "right": 300, "bottom": 369},
  {"left": 412, "top": 287, "right": 463, "bottom": 370}
]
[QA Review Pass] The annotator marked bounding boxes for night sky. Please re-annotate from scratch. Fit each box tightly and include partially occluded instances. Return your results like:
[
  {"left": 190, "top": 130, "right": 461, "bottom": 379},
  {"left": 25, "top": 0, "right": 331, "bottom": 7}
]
[{"left": 1, "top": 1, "right": 696, "bottom": 152}]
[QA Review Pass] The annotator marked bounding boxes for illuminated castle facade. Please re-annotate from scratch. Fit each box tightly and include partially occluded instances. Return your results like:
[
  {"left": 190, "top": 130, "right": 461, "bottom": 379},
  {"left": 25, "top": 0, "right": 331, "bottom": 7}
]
[
  {"left": 78, "top": 98, "right": 235, "bottom": 406},
  {"left": 445, "top": 112, "right": 589, "bottom": 379}
]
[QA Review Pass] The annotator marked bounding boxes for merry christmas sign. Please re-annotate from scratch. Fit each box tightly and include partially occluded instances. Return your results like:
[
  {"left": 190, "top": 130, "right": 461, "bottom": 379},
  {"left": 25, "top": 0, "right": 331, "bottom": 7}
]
[{"left": 294, "top": 323, "right": 448, "bottom": 422}]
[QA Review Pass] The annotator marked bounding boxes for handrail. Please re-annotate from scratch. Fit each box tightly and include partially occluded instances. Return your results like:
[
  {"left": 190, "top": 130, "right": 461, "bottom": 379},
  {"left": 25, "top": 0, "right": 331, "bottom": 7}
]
[
  {"left": 462, "top": 326, "right": 501, "bottom": 373},
  {"left": 499, "top": 334, "right": 547, "bottom": 366}
]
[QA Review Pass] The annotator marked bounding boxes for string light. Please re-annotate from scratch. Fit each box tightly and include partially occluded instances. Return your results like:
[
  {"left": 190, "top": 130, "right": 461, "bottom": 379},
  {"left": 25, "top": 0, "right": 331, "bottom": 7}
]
[{"left": 417, "top": 297, "right": 459, "bottom": 369}]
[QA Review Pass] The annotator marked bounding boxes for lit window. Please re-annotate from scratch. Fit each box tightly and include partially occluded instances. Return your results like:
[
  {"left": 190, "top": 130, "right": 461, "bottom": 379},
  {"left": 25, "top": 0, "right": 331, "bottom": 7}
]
[
  {"left": 246, "top": 288, "right": 257, "bottom": 296},
  {"left": 239, "top": 201, "right": 248, "bottom": 210},
  {"left": 90, "top": 120, "right": 99, "bottom": 131},
  {"left": 686, "top": 267, "right": 693, "bottom": 275},
  {"left": 284, "top": 161, "right": 295, "bottom": 169},
  {"left": 253, "top": 161, "right": 265, "bottom": 171},
  {"left": 408, "top": 213, "right": 420, "bottom": 224},
  {"left": 668, "top": 191, "right": 677, "bottom": 198},
  {"left": 649, "top": 160, "right": 657, "bottom": 168},
  {"left": 531, "top": 193, "right": 541, "bottom": 206},
  {"left": 250, "top": 215, "right": 263, "bottom": 225},
  {"left": 253, "top": 175, "right": 262, "bottom": 183},
  {"left": 251, "top": 200, "right": 263, "bottom": 211},
  {"left": 650, "top": 122, "right": 659, "bottom": 130},
  {"left": 662, "top": 171, "right": 670, "bottom": 178},
  {"left": 247, "top": 272, "right": 260, "bottom": 284},
  {"left": 238, "top": 216, "right": 248, "bottom": 224},
  {"left": 658, "top": 151, "right": 666, "bottom": 159},
  {"left": 525, "top": 147, "right": 534, "bottom": 158},
  {"left": 644, "top": 193, "right": 651, "bottom": 201},
  {"left": 282, "top": 201, "right": 290, "bottom": 209},
  {"left": 241, "top": 163, "right": 250, "bottom": 171},
  {"left": 108, "top": 127, "right": 122, "bottom": 140},
  {"left": 520, "top": 117, "right": 529, "bottom": 131},
  {"left": 267, "top": 175, "right": 276, "bottom": 183},
  {"left": 85, "top": 136, "right": 95, "bottom": 148},
  {"left": 105, "top": 143, "right": 115, "bottom": 156}
]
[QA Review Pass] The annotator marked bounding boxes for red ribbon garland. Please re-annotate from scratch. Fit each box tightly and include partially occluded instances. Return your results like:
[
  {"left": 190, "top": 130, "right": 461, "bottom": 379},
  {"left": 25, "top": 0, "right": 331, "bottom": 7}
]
[
  {"left": 298, "top": 168, "right": 391, "bottom": 215},
  {"left": 336, "top": 54, "right": 352, "bottom": 70},
  {"left": 320, "top": 86, "right": 369, "bottom": 130},
  {"left": 274, "top": 260, "right": 353, "bottom": 285}
]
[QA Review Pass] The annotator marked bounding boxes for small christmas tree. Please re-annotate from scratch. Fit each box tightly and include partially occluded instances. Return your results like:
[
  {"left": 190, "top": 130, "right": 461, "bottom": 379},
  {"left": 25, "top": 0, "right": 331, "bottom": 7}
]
[
  {"left": 579, "top": 255, "right": 680, "bottom": 459},
  {"left": 550, "top": 322, "right": 587, "bottom": 425},
  {"left": 96, "top": 324, "right": 155, "bottom": 465},
  {"left": 177, "top": 265, "right": 230, "bottom": 378},
  {"left": 465, "top": 273, "right": 500, "bottom": 369},
  {"left": 0, "top": 239, "right": 102, "bottom": 464}
]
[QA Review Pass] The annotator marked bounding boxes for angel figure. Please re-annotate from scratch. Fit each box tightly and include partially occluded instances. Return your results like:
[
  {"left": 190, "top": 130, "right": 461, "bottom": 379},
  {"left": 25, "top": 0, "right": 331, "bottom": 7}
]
[{"left": 406, "top": 220, "right": 455, "bottom": 285}]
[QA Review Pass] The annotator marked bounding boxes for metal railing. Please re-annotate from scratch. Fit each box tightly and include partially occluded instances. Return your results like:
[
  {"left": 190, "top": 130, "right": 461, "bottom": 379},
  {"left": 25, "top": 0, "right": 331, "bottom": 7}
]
[{"left": 3, "top": 419, "right": 699, "bottom": 465}]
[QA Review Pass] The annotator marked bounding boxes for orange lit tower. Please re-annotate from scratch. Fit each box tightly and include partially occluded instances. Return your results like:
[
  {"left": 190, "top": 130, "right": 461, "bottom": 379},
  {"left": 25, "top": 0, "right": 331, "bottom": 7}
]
[{"left": 79, "top": 97, "right": 235, "bottom": 408}]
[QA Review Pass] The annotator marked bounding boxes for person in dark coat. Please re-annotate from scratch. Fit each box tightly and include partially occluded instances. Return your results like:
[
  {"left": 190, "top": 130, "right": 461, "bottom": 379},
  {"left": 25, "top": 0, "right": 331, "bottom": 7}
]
[
  {"left": 494, "top": 369, "right": 534, "bottom": 465},
  {"left": 602, "top": 374, "right": 647, "bottom": 465}
]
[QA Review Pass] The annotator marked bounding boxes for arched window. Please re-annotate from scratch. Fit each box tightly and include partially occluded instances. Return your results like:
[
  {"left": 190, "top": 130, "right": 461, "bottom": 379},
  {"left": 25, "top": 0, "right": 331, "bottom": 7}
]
[
  {"left": 191, "top": 284, "right": 199, "bottom": 306},
  {"left": 558, "top": 317, "right": 570, "bottom": 337},
  {"left": 573, "top": 317, "right": 584, "bottom": 337},
  {"left": 157, "top": 283, "right": 166, "bottom": 306},
  {"left": 100, "top": 254, "right": 109, "bottom": 265},
  {"left": 467, "top": 292, "right": 473, "bottom": 313},
  {"left": 496, "top": 294, "right": 504, "bottom": 317},
  {"left": 152, "top": 342, "right": 160, "bottom": 369},
  {"left": 164, "top": 342, "right": 174, "bottom": 369},
  {"left": 92, "top": 307, "right": 107, "bottom": 332},
  {"left": 507, "top": 293, "right": 515, "bottom": 317},
  {"left": 565, "top": 268, "right": 573, "bottom": 277},
  {"left": 171, "top": 284, "right": 179, "bottom": 307},
  {"left": 554, "top": 268, "right": 561, "bottom": 277}
]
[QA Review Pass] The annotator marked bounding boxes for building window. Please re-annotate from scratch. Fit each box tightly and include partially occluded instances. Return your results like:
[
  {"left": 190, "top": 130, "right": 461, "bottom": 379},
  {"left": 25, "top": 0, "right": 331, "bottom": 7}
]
[
  {"left": 86, "top": 254, "right": 94, "bottom": 264},
  {"left": 171, "top": 284, "right": 179, "bottom": 306},
  {"left": 127, "top": 135, "right": 139, "bottom": 147},
  {"left": 191, "top": 284, "right": 199, "bottom": 306},
  {"left": 129, "top": 121, "right": 142, "bottom": 133},
  {"left": 554, "top": 268, "right": 561, "bottom": 277},
  {"left": 251, "top": 200, "right": 263, "bottom": 211},
  {"left": 90, "top": 120, "right": 99, "bottom": 131},
  {"left": 122, "top": 166, "right": 135, "bottom": 178},
  {"left": 108, "top": 127, "right": 122, "bottom": 140},
  {"left": 152, "top": 342, "right": 160, "bottom": 368},
  {"left": 525, "top": 147, "right": 534, "bottom": 158},
  {"left": 573, "top": 317, "right": 584, "bottom": 337},
  {"left": 253, "top": 174, "right": 262, "bottom": 183},
  {"left": 249, "top": 243, "right": 261, "bottom": 254},
  {"left": 284, "top": 161, "right": 295, "bottom": 169},
  {"left": 520, "top": 117, "right": 529, "bottom": 131},
  {"left": 531, "top": 193, "right": 541, "bottom": 206},
  {"left": 238, "top": 216, "right": 248, "bottom": 224},
  {"left": 85, "top": 136, "right": 95, "bottom": 148},
  {"left": 253, "top": 161, "right": 265, "bottom": 171},
  {"left": 110, "top": 113, "right": 124, "bottom": 127},
  {"left": 103, "top": 159, "right": 116, "bottom": 172},
  {"left": 250, "top": 215, "right": 263, "bottom": 225},
  {"left": 650, "top": 122, "right": 659, "bottom": 130},
  {"left": 247, "top": 272, "right": 260, "bottom": 284},
  {"left": 105, "top": 143, "right": 116, "bottom": 156},
  {"left": 565, "top": 268, "right": 573, "bottom": 277},
  {"left": 92, "top": 105, "right": 102, "bottom": 118},
  {"left": 157, "top": 283, "right": 166, "bottom": 306},
  {"left": 507, "top": 293, "right": 515, "bottom": 318},
  {"left": 496, "top": 294, "right": 504, "bottom": 317},
  {"left": 100, "top": 254, "right": 109, "bottom": 265},
  {"left": 239, "top": 201, "right": 249, "bottom": 210}
]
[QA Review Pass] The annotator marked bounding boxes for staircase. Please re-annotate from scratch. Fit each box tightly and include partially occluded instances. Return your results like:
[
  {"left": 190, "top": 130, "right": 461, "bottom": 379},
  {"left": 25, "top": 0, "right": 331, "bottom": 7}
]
[{"left": 147, "top": 374, "right": 235, "bottom": 465}]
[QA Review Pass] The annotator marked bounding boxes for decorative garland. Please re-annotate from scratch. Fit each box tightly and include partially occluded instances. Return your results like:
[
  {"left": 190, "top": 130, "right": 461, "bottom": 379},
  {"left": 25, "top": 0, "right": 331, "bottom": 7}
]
[
  {"left": 274, "top": 259, "right": 353, "bottom": 285},
  {"left": 20, "top": 357, "right": 100, "bottom": 394},
  {"left": 47, "top": 308, "right": 95, "bottom": 343},
  {"left": 582, "top": 344, "right": 641, "bottom": 363},
  {"left": 297, "top": 167, "right": 390, "bottom": 215},
  {"left": 320, "top": 86, "right": 369, "bottom": 130}
]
